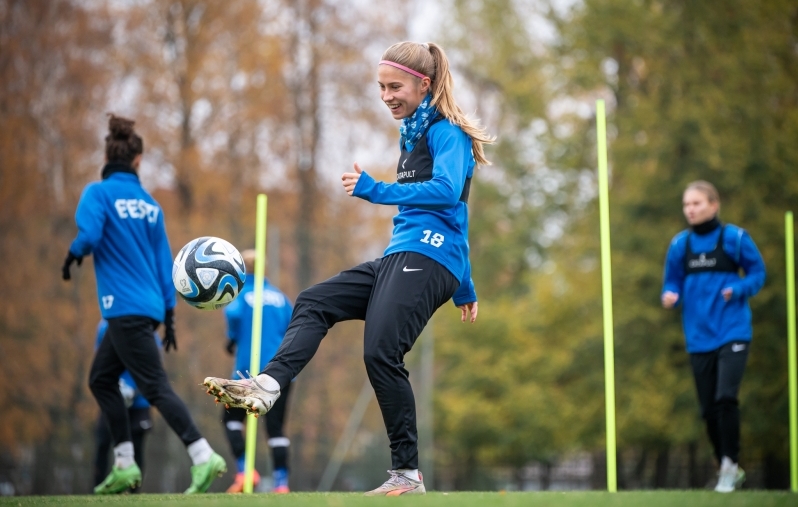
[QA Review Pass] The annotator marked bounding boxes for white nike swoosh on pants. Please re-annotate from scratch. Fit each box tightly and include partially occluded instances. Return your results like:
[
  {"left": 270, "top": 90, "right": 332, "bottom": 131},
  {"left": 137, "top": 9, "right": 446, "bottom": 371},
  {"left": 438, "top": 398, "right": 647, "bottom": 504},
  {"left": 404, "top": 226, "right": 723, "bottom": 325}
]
[{"left": 403, "top": 267, "right": 423, "bottom": 272}]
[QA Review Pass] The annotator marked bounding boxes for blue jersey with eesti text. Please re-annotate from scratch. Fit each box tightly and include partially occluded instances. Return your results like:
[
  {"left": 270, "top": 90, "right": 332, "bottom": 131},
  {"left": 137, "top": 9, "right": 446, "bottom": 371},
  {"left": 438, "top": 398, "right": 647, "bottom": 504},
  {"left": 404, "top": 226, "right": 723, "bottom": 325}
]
[
  {"left": 95, "top": 320, "right": 161, "bottom": 409},
  {"left": 661, "top": 223, "right": 766, "bottom": 353},
  {"left": 225, "top": 275, "right": 293, "bottom": 378},
  {"left": 352, "top": 118, "right": 477, "bottom": 306},
  {"left": 69, "top": 172, "right": 176, "bottom": 321}
]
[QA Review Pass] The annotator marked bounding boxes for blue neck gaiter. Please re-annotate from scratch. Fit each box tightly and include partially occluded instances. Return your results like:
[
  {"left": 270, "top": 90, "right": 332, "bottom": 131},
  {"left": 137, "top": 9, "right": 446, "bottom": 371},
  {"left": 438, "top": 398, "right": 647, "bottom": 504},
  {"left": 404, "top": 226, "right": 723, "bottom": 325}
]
[{"left": 399, "top": 93, "right": 439, "bottom": 152}]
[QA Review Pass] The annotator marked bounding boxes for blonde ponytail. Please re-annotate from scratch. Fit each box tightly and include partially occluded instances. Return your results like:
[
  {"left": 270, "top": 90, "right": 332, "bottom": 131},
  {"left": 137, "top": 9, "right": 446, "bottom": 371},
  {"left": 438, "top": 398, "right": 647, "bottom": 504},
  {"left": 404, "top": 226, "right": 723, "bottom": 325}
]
[{"left": 381, "top": 41, "right": 496, "bottom": 166}]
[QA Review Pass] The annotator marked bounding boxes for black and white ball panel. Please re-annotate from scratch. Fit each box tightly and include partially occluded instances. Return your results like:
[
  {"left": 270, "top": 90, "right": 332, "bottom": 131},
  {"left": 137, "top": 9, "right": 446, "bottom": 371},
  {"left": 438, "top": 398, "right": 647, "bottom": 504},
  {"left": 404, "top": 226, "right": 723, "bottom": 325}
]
[{"left": 172, "top": 236, "right": 245, "bottom": 310}]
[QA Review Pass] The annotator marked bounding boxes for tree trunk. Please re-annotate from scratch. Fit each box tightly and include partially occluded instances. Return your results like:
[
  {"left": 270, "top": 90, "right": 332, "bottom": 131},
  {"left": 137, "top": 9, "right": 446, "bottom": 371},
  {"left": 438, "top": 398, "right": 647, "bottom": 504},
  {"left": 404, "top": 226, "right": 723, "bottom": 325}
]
[
  {"left": 290, "top": 0, "right": 322, "bottom": 290},
  {"left": 632, "top": 449, "right": 648, "bottom": 488},
  {"left": 653, "top": 447, "right": 669, "bottom": 488},
  {"left": 687, "top": 441, "right": 702, "bottom": 488},
  {"left": 540, "top": 461, "right": 553, "bottom": 491},
  {"left": 591, "top": 450, "right": 606, "bottom": 490}
]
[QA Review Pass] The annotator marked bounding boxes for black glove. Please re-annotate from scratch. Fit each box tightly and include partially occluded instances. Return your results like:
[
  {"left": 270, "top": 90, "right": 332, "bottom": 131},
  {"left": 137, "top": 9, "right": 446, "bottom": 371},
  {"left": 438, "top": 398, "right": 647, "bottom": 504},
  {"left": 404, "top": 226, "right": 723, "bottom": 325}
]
[
  {"left": 225, "top": 339, "right": 236, "bottom": 356},
  {"left": 61, "top": 251, "right": 83, "bottom": 281},
  {"left": 163, "top": 308, "right": 177, "bottom": 352}
]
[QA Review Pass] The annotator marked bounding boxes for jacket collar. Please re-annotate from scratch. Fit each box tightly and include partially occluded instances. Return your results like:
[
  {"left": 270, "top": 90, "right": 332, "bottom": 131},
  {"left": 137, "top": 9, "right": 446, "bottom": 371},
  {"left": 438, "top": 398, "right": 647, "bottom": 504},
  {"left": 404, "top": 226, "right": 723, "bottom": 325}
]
[
  {"left": 691, "top": 216, "right": 721, "bottom": 235},
  {"left": 101, "top": 161, "right": 138, "bottom": 180}
]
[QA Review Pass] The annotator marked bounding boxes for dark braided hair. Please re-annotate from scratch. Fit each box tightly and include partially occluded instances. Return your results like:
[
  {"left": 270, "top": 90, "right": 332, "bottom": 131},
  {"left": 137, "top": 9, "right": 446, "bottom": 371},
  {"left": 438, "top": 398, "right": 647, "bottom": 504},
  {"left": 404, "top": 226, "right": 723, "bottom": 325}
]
[{"left": 105, "top": 114, "right": 143, "bottom": 165}]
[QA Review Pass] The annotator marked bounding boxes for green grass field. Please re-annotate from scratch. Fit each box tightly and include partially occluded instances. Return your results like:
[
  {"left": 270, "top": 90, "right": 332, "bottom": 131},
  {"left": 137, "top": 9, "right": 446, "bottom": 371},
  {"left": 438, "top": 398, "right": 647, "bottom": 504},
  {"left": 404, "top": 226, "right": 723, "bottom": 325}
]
[{"left": 0, "top": 491, "right": 793, "bottom": 507}]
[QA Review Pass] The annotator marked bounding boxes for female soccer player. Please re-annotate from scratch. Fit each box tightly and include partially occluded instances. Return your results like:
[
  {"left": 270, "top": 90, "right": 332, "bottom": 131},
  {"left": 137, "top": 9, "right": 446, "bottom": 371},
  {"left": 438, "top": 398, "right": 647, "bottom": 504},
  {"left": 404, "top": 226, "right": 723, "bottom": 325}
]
[
  {"left": 64, "top": 115, "right": 226, "bottom": 494},
  {"left": 661, "top": 181, "right": 765, "bottom": 493},
  {"left": 204, "top": 41, "right": 493, "bottom": 495}
]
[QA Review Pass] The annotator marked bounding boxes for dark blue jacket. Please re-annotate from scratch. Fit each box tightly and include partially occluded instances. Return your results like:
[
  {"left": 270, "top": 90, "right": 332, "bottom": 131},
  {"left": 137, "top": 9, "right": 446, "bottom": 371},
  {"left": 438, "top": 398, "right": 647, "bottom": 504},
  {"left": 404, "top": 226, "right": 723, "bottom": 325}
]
[
  {"left": 353, "top": 119, "right": 477, "bottom": 305},
  {"left": 662, "top": 223, "right": 766, "bottom": 353},
  {"left": 224, "top": 275, "right": 293, "bottom": 378},
  {"left": 70, "top": 172, "right": 176, "bottom": 321}
]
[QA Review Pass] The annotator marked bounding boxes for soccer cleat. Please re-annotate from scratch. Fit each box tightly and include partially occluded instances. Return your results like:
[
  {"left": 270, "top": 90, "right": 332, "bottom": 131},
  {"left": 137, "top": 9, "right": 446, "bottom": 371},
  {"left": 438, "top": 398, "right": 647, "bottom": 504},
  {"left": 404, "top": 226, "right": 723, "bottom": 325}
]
[
  {"left": 273, "top": 467, "right": 290, "bottom": 494},
  {"left": 226, "top": 470, "right": 261, "bottom": 493},
  {"left": 93, "top": 463, "right": 142, "bottom": 495},
  {"left": 735, "top": 468, "right": 746, "bottom": 489},
  {"left": 364, "top": 470, "right": 426, "bottom": 496},
  {"left": 185, "top": 452, "right": 227, "bottom": 494},
  {"left": 715, "top": 458, "right": 745, "bottom": 493},
  {"left": 203, "top": 374, "right": 280, "bottom": 416}
]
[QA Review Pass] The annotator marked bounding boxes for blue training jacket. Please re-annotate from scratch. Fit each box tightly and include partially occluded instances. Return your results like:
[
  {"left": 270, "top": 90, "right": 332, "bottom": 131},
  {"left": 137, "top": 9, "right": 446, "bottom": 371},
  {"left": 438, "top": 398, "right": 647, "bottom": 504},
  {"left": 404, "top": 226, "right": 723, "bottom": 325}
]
[
  {"left": 352, "top": 119, "right": 477, "bottom": 306},
  {"left": 94, "top": 320, "right": 160, "bottom": 410},
  {"left": 225, "top": 275, "right": 293, "bottom": 378},
  {"left": 662, "top": 223, "right": 766, "bottom": 353},
  {"left": 69, "top": 172, "right": 176, "bottom": 321}
]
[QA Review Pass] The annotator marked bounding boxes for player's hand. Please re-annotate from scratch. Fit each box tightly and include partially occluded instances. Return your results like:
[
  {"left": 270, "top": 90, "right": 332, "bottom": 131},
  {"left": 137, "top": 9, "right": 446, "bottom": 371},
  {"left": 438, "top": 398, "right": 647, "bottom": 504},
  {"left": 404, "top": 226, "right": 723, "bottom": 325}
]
[
  {"left": 163, "top": 308, "right": 177, "bottom": 352},
  {"left": 458, "top": 301, "right": 478, "bottom": 323},
  {"left": 342, "top": 162, "right": 363, "bottom": 195},
  {"left": 61, "top": 251, "right": 83, "bottom": 281},
  {"left": 722, "top": 287, "right": 733, "bottom": 302},
  {"left": 662, "top": 291, "right": 679, "bottom": 308},
  {"left": 225, "top": 339, "right": 236, "bottom": 356}
]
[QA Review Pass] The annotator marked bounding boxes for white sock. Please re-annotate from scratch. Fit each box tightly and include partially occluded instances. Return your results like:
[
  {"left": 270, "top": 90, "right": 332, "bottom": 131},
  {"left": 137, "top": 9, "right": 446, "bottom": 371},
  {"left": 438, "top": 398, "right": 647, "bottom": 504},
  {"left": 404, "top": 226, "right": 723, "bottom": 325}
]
[
  {"left": 255, "top": 373, "right": 280, "bottom": 392},
  {"left": 187, "top": 438, "right": 214, "bottom": 466},
  {"left": 397, "top": 469, "right": 420, "bottom": 481},
  {"left": 113, "top": 441, "right": 135, "bottom": 469},
  {"left": 720, "top": 456, "right": 737, "bottom": 471}
]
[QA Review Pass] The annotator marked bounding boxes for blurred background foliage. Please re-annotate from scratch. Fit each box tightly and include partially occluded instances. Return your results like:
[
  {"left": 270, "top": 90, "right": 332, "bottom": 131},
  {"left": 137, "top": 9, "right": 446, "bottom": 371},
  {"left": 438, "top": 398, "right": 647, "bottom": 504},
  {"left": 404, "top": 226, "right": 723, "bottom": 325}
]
[{"left": 0, "top": 0, "right": 796, "bottom": 494}]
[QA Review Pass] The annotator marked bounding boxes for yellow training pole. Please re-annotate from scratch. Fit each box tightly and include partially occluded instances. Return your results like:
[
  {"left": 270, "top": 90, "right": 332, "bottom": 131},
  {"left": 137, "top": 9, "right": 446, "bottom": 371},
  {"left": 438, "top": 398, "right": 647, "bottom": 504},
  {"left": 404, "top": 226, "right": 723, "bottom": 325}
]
[
  {"left": 596, "top": 100, "right": 617, "bottom": 492},
  {"left": 244, "top": 194, "right": 267, "bottom": 493},
  {"left": 786, "top": 211, "right": 797, "bottom": 493}
]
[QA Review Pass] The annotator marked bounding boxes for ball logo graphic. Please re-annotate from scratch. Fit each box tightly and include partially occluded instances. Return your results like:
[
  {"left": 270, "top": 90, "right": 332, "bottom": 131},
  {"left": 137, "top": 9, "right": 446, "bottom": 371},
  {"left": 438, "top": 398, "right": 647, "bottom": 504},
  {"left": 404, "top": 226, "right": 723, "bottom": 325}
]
[{"left": 172, "top": 237, "right": 246, "bottom": 310}]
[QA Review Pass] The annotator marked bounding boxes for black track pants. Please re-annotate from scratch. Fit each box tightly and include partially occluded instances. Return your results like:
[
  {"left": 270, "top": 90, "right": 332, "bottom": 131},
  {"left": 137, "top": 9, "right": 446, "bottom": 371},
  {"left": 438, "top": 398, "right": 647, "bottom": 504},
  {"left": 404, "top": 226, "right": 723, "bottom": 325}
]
[
  {"left": 89, "top": 316, "right": 202, "bottom": 447},
  {"left": 263, "top": 252, "right": 459, "bottom": 470},
  {"left": 690, "top": 340, "right": 749, "bottom": 464},
  {"left": 223, "top": 381, "right": 293, "bottom": 470}
]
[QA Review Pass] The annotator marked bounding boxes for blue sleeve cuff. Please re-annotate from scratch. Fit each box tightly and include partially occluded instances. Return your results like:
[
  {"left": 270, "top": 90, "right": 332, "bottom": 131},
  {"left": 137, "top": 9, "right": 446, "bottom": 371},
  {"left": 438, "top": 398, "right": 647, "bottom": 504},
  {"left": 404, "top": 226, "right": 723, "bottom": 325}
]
[
  {"left": 452, "top": 279, "right": 477, "bottom": 306},
  {"left": 724, "top": 281, "right": 745, "bottom": 300},
  {"left": 453, "top": 293, "right": 477, "bottom": 306},
  {"left": 352, "top": 171, "right": 376, "bottom": 201},
  {"left": 68, "top": 243, "right": 84, "bottom": 258}
]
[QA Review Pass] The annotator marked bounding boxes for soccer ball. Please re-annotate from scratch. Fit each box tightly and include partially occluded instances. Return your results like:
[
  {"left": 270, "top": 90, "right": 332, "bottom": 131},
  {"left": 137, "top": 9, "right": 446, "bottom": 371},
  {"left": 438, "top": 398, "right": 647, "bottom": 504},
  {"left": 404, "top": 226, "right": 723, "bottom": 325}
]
[{"left": 172, "top": 236, "right": 246, "bottom": 310}]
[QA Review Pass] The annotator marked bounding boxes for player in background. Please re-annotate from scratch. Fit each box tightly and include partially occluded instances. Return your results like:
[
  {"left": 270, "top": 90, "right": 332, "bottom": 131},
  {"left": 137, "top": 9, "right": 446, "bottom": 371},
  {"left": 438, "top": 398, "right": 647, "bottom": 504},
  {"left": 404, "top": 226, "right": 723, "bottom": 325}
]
[
  {"left": 93, "top": 319, "right": 157, "bottom": 493},
  {"left": 204, "top": 41, "right": 492, "bottom": 495},
  {"left": 661, "top": 181, "right": 766, "bottom": 493},
  {"left": 221, "top": 250, "right": 293, "bottom": 493},
  {"left": 63, "top": 114, "right": 226, "bottom": 494}
]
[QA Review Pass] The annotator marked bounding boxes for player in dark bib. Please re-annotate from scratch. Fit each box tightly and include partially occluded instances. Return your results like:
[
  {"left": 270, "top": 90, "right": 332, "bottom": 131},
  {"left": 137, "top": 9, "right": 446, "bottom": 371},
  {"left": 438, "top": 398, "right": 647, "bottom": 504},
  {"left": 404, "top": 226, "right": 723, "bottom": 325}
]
[
  {"left": 661, "top": 180, "right": 766, "bottom": 492},
  {"left": 220, "top": 250, "right": 294, "bottom": 493},
  {"left": 203, "top": 41, "right": 495, "bottom": 496}
]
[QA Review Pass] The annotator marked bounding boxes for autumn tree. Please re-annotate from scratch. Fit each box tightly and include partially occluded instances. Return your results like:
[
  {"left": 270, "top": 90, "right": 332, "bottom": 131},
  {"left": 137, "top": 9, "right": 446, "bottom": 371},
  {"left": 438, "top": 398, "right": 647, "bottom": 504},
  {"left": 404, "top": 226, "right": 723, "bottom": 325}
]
[{"left": 0, "top": 0, "right": 116, "bottom": 493}]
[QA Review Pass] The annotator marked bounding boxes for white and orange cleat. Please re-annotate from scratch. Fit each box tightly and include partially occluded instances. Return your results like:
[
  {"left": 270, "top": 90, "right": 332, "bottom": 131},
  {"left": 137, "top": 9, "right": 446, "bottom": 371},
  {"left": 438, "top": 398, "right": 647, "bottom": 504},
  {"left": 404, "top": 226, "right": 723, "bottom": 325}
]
[
  {"left": 364, "top": 470, "right": 426, "bottom": 496},
  {"left": 203, "top": 371, "right": 280, "bottom": 417}
]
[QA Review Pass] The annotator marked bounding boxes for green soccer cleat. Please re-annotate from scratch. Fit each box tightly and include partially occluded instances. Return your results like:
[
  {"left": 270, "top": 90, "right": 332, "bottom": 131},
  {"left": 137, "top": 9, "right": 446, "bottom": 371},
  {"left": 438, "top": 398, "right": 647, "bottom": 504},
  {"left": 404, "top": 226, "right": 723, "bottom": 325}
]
[
  {"left": 735, "top": 468, "right": 746, "bottom": 489},
  {"left": 184, "top": 452, "right": 227, "bottom": 494},
  {"left": 94, "top": 463, "right": 142, "bottom": 495}
]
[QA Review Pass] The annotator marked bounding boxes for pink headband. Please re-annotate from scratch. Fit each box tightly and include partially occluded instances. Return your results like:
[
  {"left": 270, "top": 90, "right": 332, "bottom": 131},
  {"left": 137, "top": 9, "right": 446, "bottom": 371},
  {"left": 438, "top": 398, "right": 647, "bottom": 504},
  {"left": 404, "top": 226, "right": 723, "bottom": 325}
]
[{"left": 379, "top": 60, "right": 427, "bottom": 80}]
